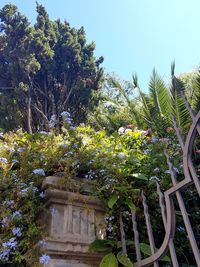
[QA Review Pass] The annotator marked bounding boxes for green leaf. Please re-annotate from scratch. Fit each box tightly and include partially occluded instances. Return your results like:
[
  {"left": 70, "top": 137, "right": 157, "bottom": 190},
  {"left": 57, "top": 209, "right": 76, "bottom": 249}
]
[
  {"left": 108, "top": 195, "right": 118, "bottom": 209},
  {"left": 115, "top": 186, "right": 131, "bottom": 192},
  {"left": 117, "top": 240, "right": 134, "bottom": 249},
  {"left": 89, "top": 239, "right": 112, "bottom": 252},
  {"left": 117, "top": 251, "right": 133, "bottom": 267},
  {"left": 126, "top": 198, "right": 136, "bottom": 211},
  {"left": 140, "top": 243, "right": 171, "bottom": 263},
  {"left": 162, "top": 254, "right": 171, "bottom": 262},
  {"left": 100, "top": 253, "right": 118, "bottom": 267},
  {"left": 140, "top": 243, "right": 151, "bottom": 256},
  {"left": 131, "top": 173, "right": 148, "bottom": 181}
]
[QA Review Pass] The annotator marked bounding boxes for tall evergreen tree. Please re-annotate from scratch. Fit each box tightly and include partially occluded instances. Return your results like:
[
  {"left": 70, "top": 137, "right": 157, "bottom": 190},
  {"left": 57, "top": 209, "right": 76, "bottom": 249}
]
[
  {"left": 0, "top": 3, "right": 104, "bottom": 132},
  {"left": 0, "top": 4, "right": 40, "bottom": 132}
]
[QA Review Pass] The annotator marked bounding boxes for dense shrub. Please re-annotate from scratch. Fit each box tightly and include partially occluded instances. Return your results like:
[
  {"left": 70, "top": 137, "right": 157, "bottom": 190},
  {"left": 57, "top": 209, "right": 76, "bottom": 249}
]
[{"left": 0, "top": 122, "right": 197, "bottom": 266}]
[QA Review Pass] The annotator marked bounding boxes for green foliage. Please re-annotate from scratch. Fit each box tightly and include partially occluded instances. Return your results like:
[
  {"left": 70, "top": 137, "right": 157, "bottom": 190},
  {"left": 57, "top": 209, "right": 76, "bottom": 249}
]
[
  {"left": 100, "top": 253, "right": 118, "bottom": 267},
  {"left": 0, "top": 118, "right": 198, "bottom": 265},
  {"left": 117, "top": 251, "right": 133, "bottom": 267},
  {"left": 140, "top": 243, "right": 171, "bottom": 263},
  {"left": 0, "top": 3, "right": 104, "bottom": 132},
  {"left": 89, "top": 239, "right": 113, "bottom": 252},
  {"left": 108, "top": 195, "right": 119, "bottom": 209},
  {"left": 88, "top": 75, "right": 143, "bottom": 133},
  {"left": 89, "top": 65, "right": 200, "bottom": 138},
  {"left": 0, "top": 124, "right": 174, "bottom": 266}
]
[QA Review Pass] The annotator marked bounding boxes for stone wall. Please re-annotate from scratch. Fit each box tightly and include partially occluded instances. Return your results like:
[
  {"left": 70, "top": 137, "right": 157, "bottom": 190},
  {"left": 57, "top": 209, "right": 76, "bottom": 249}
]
[{"left": 40, "top": 176, "right": 106, "bottom": 267}]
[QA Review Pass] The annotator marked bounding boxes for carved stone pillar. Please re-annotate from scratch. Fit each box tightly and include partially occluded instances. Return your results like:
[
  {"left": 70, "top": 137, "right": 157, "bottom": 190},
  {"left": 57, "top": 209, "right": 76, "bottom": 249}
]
[{"left": 40, "top": 176, "right": 106, "bottom": 267}]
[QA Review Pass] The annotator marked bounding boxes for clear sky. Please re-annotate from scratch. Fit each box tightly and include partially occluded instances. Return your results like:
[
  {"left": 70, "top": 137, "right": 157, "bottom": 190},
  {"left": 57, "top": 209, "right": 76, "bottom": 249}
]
[{"left": 0, "top": 0, "right": 200, "bottom": 90}]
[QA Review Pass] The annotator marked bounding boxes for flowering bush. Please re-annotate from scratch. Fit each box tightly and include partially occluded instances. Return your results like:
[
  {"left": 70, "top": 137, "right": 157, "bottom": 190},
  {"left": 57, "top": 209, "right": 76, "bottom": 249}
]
[{"left": 0, "top": 123, "right": 190, "bottom": 266}]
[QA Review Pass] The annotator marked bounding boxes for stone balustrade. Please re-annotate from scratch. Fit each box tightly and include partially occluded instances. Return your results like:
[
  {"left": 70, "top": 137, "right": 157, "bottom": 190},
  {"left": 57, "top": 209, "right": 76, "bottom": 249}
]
[{"left": 40, "top": 176, "right": 106, "bottom": 267}]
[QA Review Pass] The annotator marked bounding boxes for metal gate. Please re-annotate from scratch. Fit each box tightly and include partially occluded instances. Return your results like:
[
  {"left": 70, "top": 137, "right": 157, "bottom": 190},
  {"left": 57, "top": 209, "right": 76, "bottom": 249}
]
[{"left": 131, "top": 93, "right": 200, "bottom": 267}]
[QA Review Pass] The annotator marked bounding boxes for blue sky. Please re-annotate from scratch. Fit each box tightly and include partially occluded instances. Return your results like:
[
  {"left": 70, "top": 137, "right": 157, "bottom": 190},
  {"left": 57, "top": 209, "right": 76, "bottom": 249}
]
[{"left": 0, "top": 0, "right": 200, "bottom": 90}]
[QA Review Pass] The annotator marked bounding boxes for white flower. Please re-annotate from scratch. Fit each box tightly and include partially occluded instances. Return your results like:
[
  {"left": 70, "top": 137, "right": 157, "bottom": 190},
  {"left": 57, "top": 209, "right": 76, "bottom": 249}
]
[
  {"left": 153, "top": 167, "right": 160, "bottom": 173},
  {"left": 59, "top": 142, "right": 69, "bottom": 148},
  {"left": 0, "top": 157, "right": 8, "bottom": 164},
  {"left": 19, "top": 188, "right": 29, "bottom": 196},
  {"left": 107, "top": 223, "right": 113, "bottom": 232},
  {"left": 32, "top": 186, "right": 39, "bottom": 193},
  {"left": 0, "top": 249, "right": 10, "bottom": 261},
  {"left": 39, "top": 240, "right": 46, "bottom": 248},
  {"left": 1, "top": 217, "right": 9, "bottom": 227},
  {"left": 2, "top": 145, "right": 15, "bottom": 153},
  {"left": 144, "top": 149, "right": 152, "bottom": 154},
  {"left": 82, "top": 137, "right": 90, "bottom": 145},
  {"left": 12, "top": 159, "right": 19, "bottom": 164},
  {"left": 39, "top": 192, "right": 45, "bottom": 198},
  {"left": 61, "top": 111, "right": 73, "bottom": 125},
  {"left": 104, "top": 101, "right": 116, "bottom": 108},
  {"left": 49, "top": 114, "right": 56, "bottom": 128},
  {"left": 163, "top": 138, "right": 170, "bottom": 143},
  {"left": 32, "top": 168, "right": 45, "bottom": 176},
  {"left": 3, "top": 200, "right": 14, "bottom": 207},
  {"left": 118, "top": 127, "right": 125, "bottom": 135},
  {"left": 125, "top": 129, "right": 132, "bottom": 134},
  {"left": 149, "top": 176, "right": 160, "bottom": 182},
  {"left": 151, "top": 137, "right": 159, "bottom": 143},
  {"left": 61, "top": 111, "right": 71, "bottom": 117},
  {"left": 105, "top": 184, "right": 111, "bottom": 189},
  {"left": 17, "top": 147, "right": 26, "bottom": 153},
  {"left": 64, "top": 151, "right": 73, "bottom": 157},
  {"left": 118, "top": 152, "right": 125, "bottom": 159}
]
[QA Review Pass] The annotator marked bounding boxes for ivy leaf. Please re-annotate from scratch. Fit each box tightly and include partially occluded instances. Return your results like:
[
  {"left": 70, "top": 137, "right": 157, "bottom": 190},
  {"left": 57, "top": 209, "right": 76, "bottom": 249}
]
[
  {"left": 100, "top": 253, "right": 118, "bottom": 267},
  {"left": 117, "top": 251, "right": 133, "bottom": 267},
  {"left": 108, "top": 195, "right": 118, "bottom": 209},
  {"left": 126, "top": 198, "right": 136, "bottom": 212},
  {"left": 131, "top": 173, "right": 148, "bottom": 180},
  {"left": 89, "top": 239, "right": 112, "bottom": 252}
]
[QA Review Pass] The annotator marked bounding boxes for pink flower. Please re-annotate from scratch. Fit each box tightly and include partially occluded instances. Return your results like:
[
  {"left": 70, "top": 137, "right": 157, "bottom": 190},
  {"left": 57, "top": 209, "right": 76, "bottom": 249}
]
[
  {"left": 143, "top": 128, "right": 151, "bottom": 136},
  {"left": 166, "top": 127, "right": 173, "bottom": 133}
]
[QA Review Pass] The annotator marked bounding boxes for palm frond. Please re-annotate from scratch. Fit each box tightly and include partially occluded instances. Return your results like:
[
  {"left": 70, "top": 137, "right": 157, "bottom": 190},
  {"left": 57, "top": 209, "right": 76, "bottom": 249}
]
[
  {"left": 149, "top": 69, "right": 172, "bottom": 117},
  {"left": 170, "top": 63, "right": 191, "bottom": 133},
  {"left": 137, "top": 88, "right": 152, "bottom": 125},
  {"left": 191, "top": 73, "right": 200, "bottom": 112}
]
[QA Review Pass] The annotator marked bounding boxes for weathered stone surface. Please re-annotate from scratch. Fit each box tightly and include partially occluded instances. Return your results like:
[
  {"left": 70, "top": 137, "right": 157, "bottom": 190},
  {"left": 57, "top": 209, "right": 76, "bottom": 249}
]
[
  {"left": 41, "top": 176, "right": 106, "bottom": 267},
  {"left": 48, "top": 259, "right": 97, "bottom": 267}
]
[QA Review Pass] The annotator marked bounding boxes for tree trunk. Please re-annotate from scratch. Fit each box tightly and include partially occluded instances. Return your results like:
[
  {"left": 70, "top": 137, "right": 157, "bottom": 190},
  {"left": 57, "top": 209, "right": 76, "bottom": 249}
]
[
  {"left": 27, "top": 88, "right": 32, "bottom": 134},
  {"left": 119, "top": 212, "right": 127, "bottom": 254},
  {"left": 27, "top": 74, "right": 33, "bottom": 134},
  {"left": 44, "top": 79, "right": 48, "bottom": 116},
  {"left": 32, "top": 104, "right": 50, "bottom": 132}
]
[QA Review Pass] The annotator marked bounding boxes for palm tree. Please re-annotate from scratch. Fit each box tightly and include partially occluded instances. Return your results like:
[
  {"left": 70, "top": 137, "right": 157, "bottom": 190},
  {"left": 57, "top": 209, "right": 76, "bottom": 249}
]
[
  {"left": 88, "top": 64, "right": 200, "bottom": 136},
  {"left": 88, "top": 75, "right": 143, "bottom": 133},
  {"left": 135, "top": 63, "right": 200, "bottom": 136}
]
